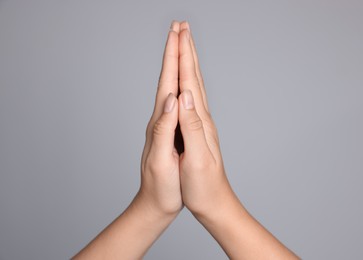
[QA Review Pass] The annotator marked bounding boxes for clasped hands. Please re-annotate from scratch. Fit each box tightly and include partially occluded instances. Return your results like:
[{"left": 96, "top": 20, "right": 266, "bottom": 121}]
[
  {"left": 73, "top": 20, "right": 299, "bottom": 260},
  {"left": 135, "top": 20, "right": 232, "bottom": 221}
]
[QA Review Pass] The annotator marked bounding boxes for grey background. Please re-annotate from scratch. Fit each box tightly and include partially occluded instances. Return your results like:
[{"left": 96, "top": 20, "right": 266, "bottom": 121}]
[{"left": 0, "top": 0, "right": 362, "bottom": 259}]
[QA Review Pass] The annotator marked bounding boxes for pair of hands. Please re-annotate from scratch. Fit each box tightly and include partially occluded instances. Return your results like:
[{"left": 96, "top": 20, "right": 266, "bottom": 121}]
[
  {"left": 73, "top": 20, "right": 299, "bottom": 260},
  {"left": 136, "top": 21, "right": 232, "bottom": 221}
]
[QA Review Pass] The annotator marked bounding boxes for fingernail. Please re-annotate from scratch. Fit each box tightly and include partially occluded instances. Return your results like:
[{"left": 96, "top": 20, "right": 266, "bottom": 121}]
[
  {"left": 170, "top": 20, "right": 177, "bottom": 32},
  {"left": 182, "top": 90, "right": 194, "bottom": 110},
  {"left": 164, "top": 93, "right": 176, "bottom": 113}
]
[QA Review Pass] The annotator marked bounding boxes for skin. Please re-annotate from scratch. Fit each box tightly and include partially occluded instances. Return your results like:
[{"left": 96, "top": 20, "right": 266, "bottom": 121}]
[{"left": 72, "top": 21, "right": 300, "bottom": 260}]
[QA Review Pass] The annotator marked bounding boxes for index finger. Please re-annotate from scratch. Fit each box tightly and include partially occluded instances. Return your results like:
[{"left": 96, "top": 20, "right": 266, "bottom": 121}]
[
  {"left": 179, "top": 26, "right": 209, "bottom": 120},
  {"left": 144, "top": 21, "right": 180, "bottom": 159},
  {"left": 151, "top": 21, "right": 180, "bottom": 122},
  {"left": 180, "top": 21, "right": 209, "bottom": 112}
]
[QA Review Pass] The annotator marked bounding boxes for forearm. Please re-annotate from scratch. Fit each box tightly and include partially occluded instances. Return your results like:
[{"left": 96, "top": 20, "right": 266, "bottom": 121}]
[
  {"left": 196, "top": 190, "right": 299, "bottom": 260},
  {"left": 72, "top": 193, "right": 178, "bottom": 260}
]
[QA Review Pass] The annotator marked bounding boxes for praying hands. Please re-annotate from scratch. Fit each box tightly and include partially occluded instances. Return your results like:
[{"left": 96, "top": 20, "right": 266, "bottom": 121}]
[{"left": 72, "top": 21, "right": 299, "bottom": 260}]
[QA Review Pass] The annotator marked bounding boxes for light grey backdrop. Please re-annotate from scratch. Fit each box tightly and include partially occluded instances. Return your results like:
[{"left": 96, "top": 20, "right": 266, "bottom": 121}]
[{"left": 0, "top": 0, "right": 362, "bottom": 259}]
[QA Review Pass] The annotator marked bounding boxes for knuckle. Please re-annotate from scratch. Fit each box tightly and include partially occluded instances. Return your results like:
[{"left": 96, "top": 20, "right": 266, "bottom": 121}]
[
  {"left": 153, "top": 119, "right": 168, "bottom": 137},
  {"left": 180, "top": 78, "right": 200, "bottom": 88},
  {"left": 183, "top": 149, "right": 215, "bottom": 172},
  {"left": 164, "top": 52, "right": 178, "bottom": 61},
  {"left": 158, "top": 78, "right": 178, "bottom": 89},
  {"left": 145, "top": 153, "right": 175, "bottom": 176},
  {"left": 149, "top": 161, "right": 165, "bottom": 175},
  {"left": 187, "top": 117, "right": 203, "bottom": 131},
  {"left": 179, "top": 50, "right": 189, "bottom": 60},
  {"left": 145, "top": 154, "right": 163, "bottom": 174}
]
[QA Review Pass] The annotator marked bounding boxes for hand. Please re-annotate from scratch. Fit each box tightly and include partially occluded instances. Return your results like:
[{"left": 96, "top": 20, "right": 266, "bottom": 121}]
[
  {"left": 177, "top": 21, "right": 299, "bottom": 260},
  {"left": 135, "top": 21, "right": 183, "bottom": 216},
  {"left": 72, "top": 21, "right": 184, "bottom": 260},
  {"left": 177, "top": 22, "right": 235, "bottom": 219}
]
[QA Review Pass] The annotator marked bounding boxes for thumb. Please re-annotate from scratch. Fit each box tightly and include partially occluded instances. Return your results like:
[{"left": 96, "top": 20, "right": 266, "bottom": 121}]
[
  {"left": 150, "top": 93, "right": 178, "bottom": 158},
  {"left": 178, "top": 90, "right": 210, "bottom": 158}
]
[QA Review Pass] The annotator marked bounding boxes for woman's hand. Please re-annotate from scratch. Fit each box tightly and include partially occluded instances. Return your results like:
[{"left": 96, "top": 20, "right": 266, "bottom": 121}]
[
  {"left": 177, "top": 22, "right": 234, "bottom": 219},
  {"left": 135, "top": 21, "right": 182, "bottom": 217},
  {"left": 177, "top": 21, "right": 299, "bottom": 260},
  {"left": 72, "top": 21, "right": 183, "bottom": 260}
]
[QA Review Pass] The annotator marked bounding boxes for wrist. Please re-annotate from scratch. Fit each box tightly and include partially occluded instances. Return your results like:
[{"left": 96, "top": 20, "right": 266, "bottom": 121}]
[
  {"left": 131, "top": 190, "right": 181, "bottom": 223},
  {"left": 187, "top": 178, "right": 242, "bottom": 222},
  {"left": 193, "top": 189, "right": 246, "bottom": 228}
]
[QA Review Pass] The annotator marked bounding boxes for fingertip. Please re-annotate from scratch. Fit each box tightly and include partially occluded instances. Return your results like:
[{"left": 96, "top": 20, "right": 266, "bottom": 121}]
[
  {"left": 170, "top": 20, "right": 177, "bottom": 29},
  {"left": 167, "top": 28, "right": 179, "bottom": 42},
  {"left": 170, "top": 20, "right": 181, "bottom": 33},
  {"left": 159, "top": 26, "right": 179, "bottom": 86},
  {"left": 180, "top": 21, "right": 190, "bottom": 31}
]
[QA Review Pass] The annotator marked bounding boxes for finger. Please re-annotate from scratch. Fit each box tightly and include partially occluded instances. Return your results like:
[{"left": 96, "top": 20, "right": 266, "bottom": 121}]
[
  {"left": 180, "top": 21, "right": 209, "bottom": 112},
  {"left": 152, "top": 21, "right": 180, "bottom": 123},
  {"left": 149, "top": 93, "right": 179, "bottom": 159},
  {"left": 178, "top": 90, "right": 213, "bottom": 161},
  {"left": 143, "top": 21, "right": 180, "bottom": 165},
  {"left": 158, "top": 21, "right": 180, "bottom": 84},
  {"left": 179, "top": 27, "right": 209, "bottom": 121}
]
